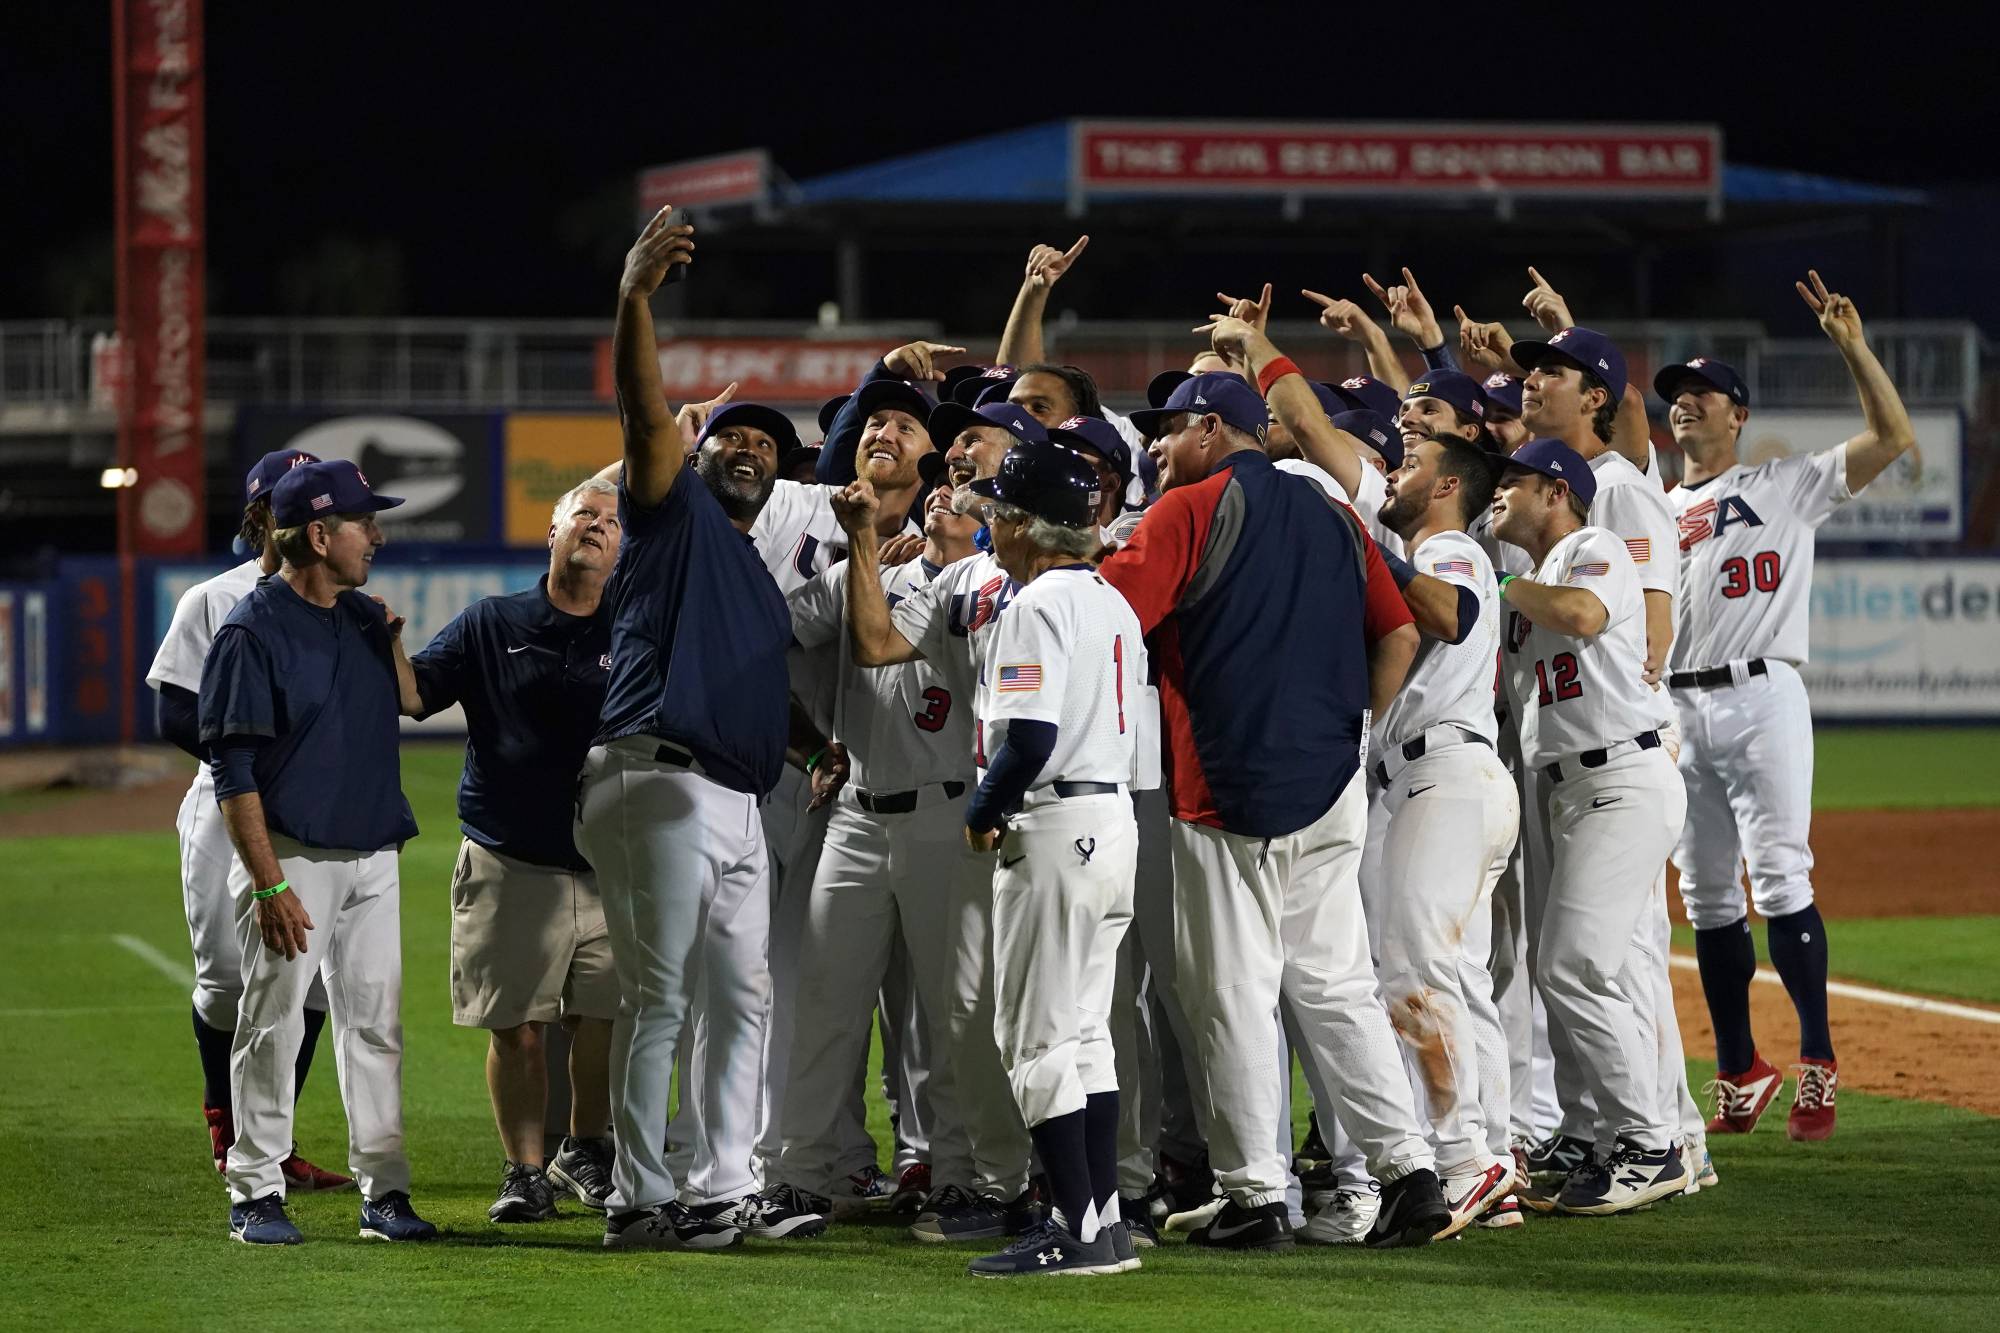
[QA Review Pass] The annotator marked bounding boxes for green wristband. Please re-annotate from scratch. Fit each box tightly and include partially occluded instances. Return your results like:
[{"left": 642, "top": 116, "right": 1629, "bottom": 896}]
[
  {"left": 805, "top": 749, "right": 826, "bottom": 774},
  {"left": 253, "top": 880, "right": 291, "bottom": 901},
  {"left": 1498, "top": 573, "right": 1517, "bottom": 593}
]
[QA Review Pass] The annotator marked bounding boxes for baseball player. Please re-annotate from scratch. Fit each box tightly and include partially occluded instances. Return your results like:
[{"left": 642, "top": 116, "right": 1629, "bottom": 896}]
[
  {"left": 1663, "top": 272, "right": 1915, "bottom": 1143},
  {"left": 403, "top": 476, "right": 623, "bottom": 1223},
  {"left": 197, "top": 459, "right": 433, "bottom": 1245},
  {"left": 1101, "top": 363, "right": 1448, "bottom": 1252},
  {"left": 146, "top": 447, "right": 348, "bottom": 1193},
  {"left": 1489, "top": 439, "right": 1690, "bottom": 1215},
  {"left": 577, "top": 210, "right": 812, "bottom": 1251},
  {"left": 953, "top": 441, "right": 1147, "bottom": 1278}
]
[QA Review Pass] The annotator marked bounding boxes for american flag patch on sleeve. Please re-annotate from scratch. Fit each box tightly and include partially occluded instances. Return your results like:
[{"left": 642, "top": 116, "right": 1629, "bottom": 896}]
[
  {"left": 1625, "top": 537, "right": 1651, "bottom": 563},
  {"left": 1567, "top": 562, "right": 1610, "bottom": 579},
  {"left": 1430, "top": 559, "right": 1475, "bottom": 577},
  {"left": 998, "top": 664, "right": 1042, "bottom": 692}
]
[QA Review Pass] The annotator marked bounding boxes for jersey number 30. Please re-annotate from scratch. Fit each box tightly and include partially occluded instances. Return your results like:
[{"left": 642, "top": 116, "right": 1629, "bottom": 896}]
[
  {"left": 1534, "top": 653, "right": 1583, "bottom": 706},
  {"left": 914, "top": 687, "right": 952, "bottom": 733},
  {"left": 1720, "top": 551, "right": 1782, "bottom": 598}
]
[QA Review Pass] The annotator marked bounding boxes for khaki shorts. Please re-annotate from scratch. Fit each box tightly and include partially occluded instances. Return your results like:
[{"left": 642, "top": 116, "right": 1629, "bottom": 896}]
[{"left": 449, "top": 839, "right": 619, "bottom": 1029}]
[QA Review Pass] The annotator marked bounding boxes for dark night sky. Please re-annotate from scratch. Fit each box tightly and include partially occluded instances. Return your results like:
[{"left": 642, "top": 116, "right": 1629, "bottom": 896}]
[{"left": 6, "top": 4, "right": 1995, "bottom": 320}]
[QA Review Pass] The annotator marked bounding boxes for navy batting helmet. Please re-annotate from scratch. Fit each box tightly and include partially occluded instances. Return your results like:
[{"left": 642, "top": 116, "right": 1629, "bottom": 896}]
[{"left": 967, "top": 440, "right": 1102, "bottom": 529}]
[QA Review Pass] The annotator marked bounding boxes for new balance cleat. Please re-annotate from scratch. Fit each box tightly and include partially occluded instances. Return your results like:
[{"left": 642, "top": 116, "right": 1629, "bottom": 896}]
[
  {"left": 1188, "top": 1198, "right": 1294, "bottom": 1251},
  {"left": 547, "top": 1135, "right": 614, "bottom": 1212},
  {"left": 229, "top": 1194, "right": 303, "bottom": 1246},
  {"left": 1557, "top": 1139, "right": 1687, "bottom": 1216},
  {"left": 1525, "top": 1133, "right": 1595, "bottom": 1183},
  {"left": 968, "top": 1218, "right": 1123, "bottom": 1278},
  {"left": 1300, "top": 1183, "right": 1381, "bottom": 1245},
  {"left": 489, "top": 1161, "right": 558, "bottom": 1222},
  {"left": 1367, "top": 1169, "right": 1450, "bottom": 1248},
  {"left": 1788, "top": 1059, "right": 1838, "bottom": 1141},
  {"left": 749, "top": 1184, "right": 830, "bottom": 1238},
  {"left": 359, "top": 1191, "right": 438, "bottom": 1242},
  {"left": 1704, "top": 1052, "right": 1784, "bottom": 1135}
]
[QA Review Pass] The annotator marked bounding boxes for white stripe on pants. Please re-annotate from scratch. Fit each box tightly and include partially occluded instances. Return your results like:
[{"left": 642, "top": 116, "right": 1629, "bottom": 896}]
[
  {"left": 991, "top": 794, "right": 1136, "bottom": 1128},
  {"left": 1171, "top": 773, "right": 1432, "bottom": 1207},
  {"left": 225, "top": 837, "right": 405, "bottom": 1204},
  {"left": 578, "top": 739, "right": 770, "bottom": 1212}
]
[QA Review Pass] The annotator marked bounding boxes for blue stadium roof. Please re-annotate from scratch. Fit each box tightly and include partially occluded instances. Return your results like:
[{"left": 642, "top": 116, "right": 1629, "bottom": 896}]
[{"left": 792, "top": 120, "right": 1928, "bottom": 210}]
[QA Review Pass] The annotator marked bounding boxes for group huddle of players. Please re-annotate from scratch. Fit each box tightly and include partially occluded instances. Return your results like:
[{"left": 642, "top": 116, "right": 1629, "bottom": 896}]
[{"left": 155, "top": 212, "right": 1912, "bottom": 1274}]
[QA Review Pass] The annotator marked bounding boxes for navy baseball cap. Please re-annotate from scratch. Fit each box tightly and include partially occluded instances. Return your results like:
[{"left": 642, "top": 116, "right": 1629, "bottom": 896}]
[
  {"left": 270, "top": 459, "right": 405, "bottom": 527},
  {"left": 1499, "top": 438, "right": 1596, "bottom": 508},
  {"left": 1327, "top": 374, "right": 1402, "bottom": 420},
  {"left": 1147, "top": 369, "right": 1193, "bottom": 407},
  {"left": 1127, "top": 372, "right": 1268, "bottom": 443},
  {"left": 1048, "top": 414, "right": 1133, "bottom": 485},
  {"left": 1334, "top": 409, "right": 1403, "bottom": 471},
  {"left": 1403, "top": 370, "right": 1490, "bottom": 422},
  {"left": 816, "top": 394, "right": 849, "bottom": 437},
  {"left": 1512, "top": 326, "right": 1628, "bottom": 398},
  {"left": 944, "top": 363, "right": 1018, "bottom": 407},
  {"left": 699, "top": 402, "right": 804, "bottom": 459},
  {"left": 244, "top": 448, "right": 319, "bottom": 505},
  {"left": 1481, "top": 373, "right": 1525, "bottom": 418},
  {"left": 973, "top": 379, "right": 1020, "bottom": 408},
  {"left": 853, "top": 378, "right": 938, "bottom": 428},
  {"left": 928, "top": 400, "right": 1049, "bottom": 451},
  {"left": 968, "top": 439, "right": 1103, "bottom": 529},
  {"left": 1654, "top": 356, "right": 1750, "bottom": 408}
]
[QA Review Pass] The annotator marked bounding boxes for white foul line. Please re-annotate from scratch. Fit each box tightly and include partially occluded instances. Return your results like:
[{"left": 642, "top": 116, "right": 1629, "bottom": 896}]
[
  {"left": 111, "top": 933, "right": 195, "bottom": 990},
  {"left": 1668, "top": 954, "right": 2000, "bottom": 1027}
]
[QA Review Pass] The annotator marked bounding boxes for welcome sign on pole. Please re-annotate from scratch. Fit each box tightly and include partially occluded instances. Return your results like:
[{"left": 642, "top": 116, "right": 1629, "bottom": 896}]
[{"left": 113, "top": 0, "right": 207, "bottom": 558}]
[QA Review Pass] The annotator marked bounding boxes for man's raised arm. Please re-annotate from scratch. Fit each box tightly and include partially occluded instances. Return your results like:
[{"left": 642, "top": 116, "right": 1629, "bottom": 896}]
[
  {"left": 996, "top": 236, "right": 1090, "bottom": 366},
  {"left": 1797, "top": 269, "right": 1918, "bottom": 493},
  {"left": 614, "top": 207, "right": 697, "bottom": 509},
  {"left": 830, "top": 480, "right": 924, "bottom": 667}
]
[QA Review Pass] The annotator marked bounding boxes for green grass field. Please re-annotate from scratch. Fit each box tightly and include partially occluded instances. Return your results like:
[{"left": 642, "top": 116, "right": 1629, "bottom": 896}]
[
  {"left": 1672, "top": 917, "right": 2000, "bottom": 1006},
  {"left": 3, "top": 731, "right": 1997, "bottom": 1329}
]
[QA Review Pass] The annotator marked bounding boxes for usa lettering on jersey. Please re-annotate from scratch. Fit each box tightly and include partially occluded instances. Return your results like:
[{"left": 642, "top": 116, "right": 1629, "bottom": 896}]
[
  {"left": 1676, "top": 494, "right": 1766, "bottom": 551},
  {"left": 949, "top": 575, "right": 1015, "bottom": 637}
]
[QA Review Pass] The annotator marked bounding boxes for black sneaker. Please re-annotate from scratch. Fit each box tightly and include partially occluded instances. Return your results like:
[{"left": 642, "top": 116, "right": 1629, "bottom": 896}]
[
  {"left": 603, "top": 1205, "right": 665, "bottom": 1249},
  {"left": 967, "top": 1217, "right": 1124, "bottom": 1278},
  {"left": 547, "top": 1136, "right": 613, "bottom": 1212},
  {"left": 1118, "top": 1197, "right": 1160, "bottom": 1248},
  {"left": 1107, "top": 1220, "right": 1142, "bottom": 1272},
  {"left": 748, "top": 1184, "right": 831, "bottom": 1238},
  {"left": 488, "top": 1161, "right": 558, "bottom": 1223},
  {"left": 911, "top": 1186, "right": 1008, "bottom": 1243},
  {"left": 1366, "top": 1169, "right": 1450, "bottom": 1248},
  {"left": 1188, "top": 1198, "right": 1294, "bottom": 1251},
  {"left": 1004, "top": 1184, "right": 1045, "bottom": 1235},
  {"left": 1526, "top": 1133, "right": 1595, "bottom": 1184},
  {"left": 665, "top": 1199, "right": 743, "bottom": 1250}
]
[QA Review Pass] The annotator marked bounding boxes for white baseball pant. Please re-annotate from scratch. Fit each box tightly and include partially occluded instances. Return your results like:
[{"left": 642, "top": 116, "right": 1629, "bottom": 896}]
[
  {"left": 1131, "top": 786, "right": 1209, "bottom": 1164},
  {"left": 1171, "top": 773, "right": 1433, "bottom": 1207},
  {"left": 991, "top": 793, "right": 1136, "bottom": 1128},
  {"left": 881, "top": 933, "right": 933, "bottom": 1176},
  {"left": 1490, "top": 709, "right": 1560, "bottom": 1144},
  {"left": 1533, "top": 748, "right": 1688, "bottom": 1152},
  {"left": 578, "top": 737, "right": 771, "bottom": 1212},
  {"left": 224, "top": 837, "right": 405, "bottom": 1205},
  {"left": 946, "top": 835, "right": 1033, "bottom": 1201}
]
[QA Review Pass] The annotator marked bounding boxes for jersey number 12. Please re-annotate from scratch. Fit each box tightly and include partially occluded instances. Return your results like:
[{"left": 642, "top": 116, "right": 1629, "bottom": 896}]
[{"left": 1534, "top": 653, "right": 1582, "bottom": 706}]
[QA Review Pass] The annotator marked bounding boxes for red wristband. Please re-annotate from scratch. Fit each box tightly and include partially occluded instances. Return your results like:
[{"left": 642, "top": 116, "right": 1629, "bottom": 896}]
[{"left": 1256, "top": 356, "right": 1303, "bottom": 397}]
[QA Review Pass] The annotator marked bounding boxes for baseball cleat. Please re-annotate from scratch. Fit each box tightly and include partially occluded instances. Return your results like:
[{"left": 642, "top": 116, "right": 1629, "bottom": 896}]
[
  {"left": 833, "top": 1163, "right": 893, "bottom": 1217},
  {"left": 229, "top": 1194, "right": 303, "bottom": 1246},
  {"left": 204, "top": 1104, "right": 234, "bottom": 1172},
  {"left": 1117, "top": 1198, "right": 1160, "bottom": 1248},
  {"left": 911, "top": 1186, "right": 1008, "bottom": 1242},
  {"left": 1557, "top": 1140, "right": 1688, "bottom": 1216},
  {"left": 890, "top": 1163, "right": 931, "bottom": 1215},
  {"left": 1681, "top": 1134, "right": 1719, "bottom": 1194},
  {"left": 968, "top": 1218, "right": 1123, "bottom": 1278},
  {"left": 280, "top": 1148, "right": 355, "bottom": 1194},
  {"left": 1367, "top": 1169, "right": 1451, "bottom": 1248},
  {"left": 1436, "top": 1156, "right": 1518, "bottom": 1239},
  {"left": 1787, "top": 1059, "right": 1838, "bottom": 1141},
  {"left": 603, "top": 1200, "right": 742, "bottom": 1250},
  {"left": 1476, "top": 1197, "right": 1525, "bottom": 1229},
  {"left": 488, "top": 1161, "right": 558, "bottom": 1223},
  {"left": 1703, "top": 1053, "right": 1784, "bottom": 1135},
  {"left": 603, "top": 1206, "right": 667, "bottom": 1249},
  {"left": 547, "top": 1135, "right": 614, "bottom": 1212},
  {"left": 748, "top": 1184, "right": 831, "bottom": 1238},
  {"left": 1187, "top": 1198, "right": 1294, "bottom": 1251},
  {"left": 1300, "top": 1182, "right": 1381, "bottom": 1245},
  {"left": 1525, "top": 1133, "right": 1595, "bottom": 1183},
  {"left": 359, "top": 1191, "right": 439, "bottom": 1242},
  {"left": 1150, "top": 1150, "right": 1217, "bottom": 1222},
  {"left": 1107, "top": 1220, "right": 1143, "bottom": 1272}
]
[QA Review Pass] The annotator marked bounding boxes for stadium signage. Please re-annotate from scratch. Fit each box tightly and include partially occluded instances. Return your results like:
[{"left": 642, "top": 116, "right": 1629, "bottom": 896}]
[{"left": 636, "top": 149, "right": 771, "bottom": 219}]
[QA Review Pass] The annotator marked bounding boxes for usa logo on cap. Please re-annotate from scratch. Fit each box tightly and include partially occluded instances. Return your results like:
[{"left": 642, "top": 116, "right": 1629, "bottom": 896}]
[{"left": 1057, "top": 416, "right": 1089, "bottom": 431}]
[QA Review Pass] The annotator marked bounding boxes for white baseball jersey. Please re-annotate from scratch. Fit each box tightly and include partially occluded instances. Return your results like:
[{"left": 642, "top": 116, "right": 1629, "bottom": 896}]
[
  {"left": 1502, "top": 528, "right": 1671, "bottom": 767},
  {"left": 1275, "top": 456, "right": 1345, "bottom": 502},
  {"left": 890, "top": 551, "right": 1018, "bottom": 703},
  {"left": 1375, "top": 531, "right": 1501, "bottom": 749},
  {"left": 147, "top": 559, "right": 263, "bottom": 693},
  {"left": 1273, "top": 457, "right": 1404, "bottom": 557},
  {"left": 1668, "top": 449, "right": 1850, "bottom": 670},
  {"left": 975, "top": 567, "right": 1147, "bottom": 787},
  {"left": 1585, "top": 451, "right": 1678, "bottom": 596},
  {"left": 789, "top": 558, "right": 972, "bottom": 793}
]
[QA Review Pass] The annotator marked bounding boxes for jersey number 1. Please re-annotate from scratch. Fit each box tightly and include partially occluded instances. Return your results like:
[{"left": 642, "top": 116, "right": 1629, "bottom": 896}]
[{"left": 1534, "top": 653, "right": 1582, "bottom": 706}]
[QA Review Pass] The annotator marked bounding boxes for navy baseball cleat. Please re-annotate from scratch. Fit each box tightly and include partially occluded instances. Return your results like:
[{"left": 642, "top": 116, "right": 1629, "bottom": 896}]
[
  {"left": 1366, "top": 1169, "right": 1450, "bottom": 1248},
  {"left": 359, "top": 1191, "right": 438, "bottom": 1242},
  {"left": 229, "top": 1194, "right": 303, "bottom": 1246},
  {"left": 968, "top": 1218, "right": 1123, "bottom": 1278}
]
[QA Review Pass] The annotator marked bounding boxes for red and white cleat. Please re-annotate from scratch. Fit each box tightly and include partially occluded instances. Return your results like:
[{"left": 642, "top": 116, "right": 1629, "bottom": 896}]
[
  {"left": 281, "top": 1149, "right": 356, "bottom": 1193},
  {"left": 204, "top": 1104, "right": 234, "bottom": 1173},
  {"left": 1475, "top": 1197, "right": 1524, "bottom": 1229},
  {"left": 1787, "top": 1059, "right": 1838, "bottom": 1142},
  {"left": 1703, "top": 1052, "right": 1783, "bottom": 1135},
  {"left": 1436, "top": 1156, "right": 1518, "bottom": 1240}
]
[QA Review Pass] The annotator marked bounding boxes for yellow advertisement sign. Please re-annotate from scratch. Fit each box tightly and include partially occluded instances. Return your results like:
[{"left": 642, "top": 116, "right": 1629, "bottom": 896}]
[{"left": 503, "top": 414, "right": 622, "bottom": 546}]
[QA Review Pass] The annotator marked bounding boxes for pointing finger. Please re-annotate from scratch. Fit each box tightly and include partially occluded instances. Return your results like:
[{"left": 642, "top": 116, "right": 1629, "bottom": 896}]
[
  {"left": 1361, "top": 272, "right": 1390, "bottom": 303},
  {"left": 1301, "top": 288, "right": 1336, "bottom": 309},
  {"left": 1063, "top": 235, "right": 1090, "bottom": 262},
  {"left": 1527, "top": 265, "right": 1552, "bottom": 290}
]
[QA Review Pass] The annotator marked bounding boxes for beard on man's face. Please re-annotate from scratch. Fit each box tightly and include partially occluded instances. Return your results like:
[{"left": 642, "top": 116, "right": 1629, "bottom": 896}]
[{"left": 694, "top": 446, "right": 775, "bottom": 521}]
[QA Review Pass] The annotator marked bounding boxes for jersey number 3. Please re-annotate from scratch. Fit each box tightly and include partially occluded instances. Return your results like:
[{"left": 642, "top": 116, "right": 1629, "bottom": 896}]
[
  {"left": 1534, "top": 652, "right": 1583, "bottom": 706},
  {"left": 1720, "top": 551, "right": 1782, "bottom": 599},
  {"left": 914, "top": 687, "right": 952, "bottom": 733}
]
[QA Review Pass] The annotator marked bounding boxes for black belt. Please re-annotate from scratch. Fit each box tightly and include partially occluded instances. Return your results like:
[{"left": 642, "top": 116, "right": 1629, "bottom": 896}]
[
  {"left": 654, "top": 742, "right": 696, "bottom": 768},
  {"left": 1543, "top": 731, "right": 1660, "bottom": 785},
  {"left": 1668, "top": 659, "right": 1768, "bottom": 691},
  {"left": 1052, "top": 781, "right": 1120, "bottom": 798},
  {"left": 855, "top": 780, "right": 966, "bottom": 814},
  {"left": 1373, "top": 730, "right": 1492, "bottom": 788}
]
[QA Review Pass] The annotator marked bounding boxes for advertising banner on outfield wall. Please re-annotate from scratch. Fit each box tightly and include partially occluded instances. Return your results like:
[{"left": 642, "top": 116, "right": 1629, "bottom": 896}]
[
  {"left": 1736, "top": 411, "right": 1962, "bottom": 543},
  {"left": 1804, "top": 559, "right": 2000, "bottom": 719},
  {"left": 503, "top": 414, "right": 622, "bottom": 545},
  {"left": 592, "top": 338, "right": 888, "bottom": 404},
  {"left": 238, "top": 411, "right": 498, "bottom": 544}
]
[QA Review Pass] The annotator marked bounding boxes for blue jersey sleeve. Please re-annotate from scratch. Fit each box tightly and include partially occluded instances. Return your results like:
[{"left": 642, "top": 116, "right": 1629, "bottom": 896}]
[
  {"left": 198, "top": 624, "right": 278, "bottom": 744},
  {"left": 409, "top": 605, "right": 474, "bottom": 720}
]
